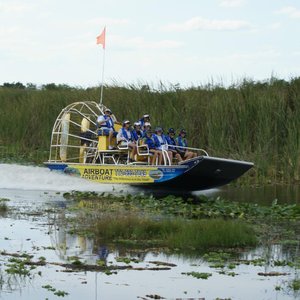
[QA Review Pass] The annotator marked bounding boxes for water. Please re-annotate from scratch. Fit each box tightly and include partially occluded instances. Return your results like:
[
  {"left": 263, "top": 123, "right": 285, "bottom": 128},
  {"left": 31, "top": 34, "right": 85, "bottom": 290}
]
[
  {"left": 212, "top": 185, "right": 300, "bottom": 205},
  {"left": 0, "top": 164, "right": 300, "bottom": 300}
]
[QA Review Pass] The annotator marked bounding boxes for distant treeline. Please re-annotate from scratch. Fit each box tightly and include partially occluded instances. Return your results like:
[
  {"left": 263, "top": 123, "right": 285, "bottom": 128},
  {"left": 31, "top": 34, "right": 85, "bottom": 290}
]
[{"left": 1, "top": 77, "right": 300, "bottom": 184}]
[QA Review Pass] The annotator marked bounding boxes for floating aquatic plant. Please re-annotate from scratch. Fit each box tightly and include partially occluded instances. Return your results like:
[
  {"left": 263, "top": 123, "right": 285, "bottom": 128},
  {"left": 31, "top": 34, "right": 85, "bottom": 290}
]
[
  {"left": 65, "top": 192, "right": 300, "bottom": 221},
  {"left": 42, "top": 284, "right": 69, "bottom": 297},
  {"left": 0, "top": 198, "right": 9, "bottom": 213},
  {"left": 182, "top": 271, "right": 212, "bottom": 279}
]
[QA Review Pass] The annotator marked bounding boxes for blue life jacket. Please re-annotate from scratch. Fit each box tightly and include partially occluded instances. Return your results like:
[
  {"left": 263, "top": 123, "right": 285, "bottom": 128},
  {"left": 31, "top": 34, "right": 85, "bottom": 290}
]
[
  {"left": 165, "top": 135, "right": 177, "bottom": 151},
  {"left": 142, "top": 129, "right": 150, "bottom": 138},
  {"left": 152, "top": 134, "right": 167, "bottom": 148},
  {"left": 121, "top": 127, "right": 132, "bottom": 141},
  {"left": 132, "top": 129, "right": 143, "bottom": 141},
  {"left": 101, "top": 115, "right": 114, "bottom": 130},
  {"left": 176, "top": 136, "right": 187, "bottom": 153},
  {"left": 139, "top": 118, "right": 145, "bottom": 127},
  {"left": 143, "top": 136, "right": 157, "bottom": 149}
]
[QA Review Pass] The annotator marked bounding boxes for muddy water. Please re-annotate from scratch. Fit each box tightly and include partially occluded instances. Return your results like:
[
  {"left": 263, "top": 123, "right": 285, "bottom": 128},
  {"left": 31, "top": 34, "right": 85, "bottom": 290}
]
[{"left": 0, "top": 164, "right": 300, "bottom": 300}]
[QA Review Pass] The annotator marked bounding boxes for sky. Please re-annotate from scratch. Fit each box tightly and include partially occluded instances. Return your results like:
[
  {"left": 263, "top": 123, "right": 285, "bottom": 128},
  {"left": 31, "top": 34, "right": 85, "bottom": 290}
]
[{"left": 1, "top": 0, "right": 300, "bottom": 88}]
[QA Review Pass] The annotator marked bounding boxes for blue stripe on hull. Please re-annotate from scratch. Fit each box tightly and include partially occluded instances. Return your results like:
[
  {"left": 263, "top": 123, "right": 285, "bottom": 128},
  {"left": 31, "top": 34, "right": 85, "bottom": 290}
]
[{"left": 46, "top": 163, "right": 68, "bottom": 171}]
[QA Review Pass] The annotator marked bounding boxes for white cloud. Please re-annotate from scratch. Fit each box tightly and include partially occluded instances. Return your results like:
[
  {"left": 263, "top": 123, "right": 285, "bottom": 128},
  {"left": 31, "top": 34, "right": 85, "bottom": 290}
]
[
  {"left": 184, "top": 49, "right": 280, "bottom": 66},
  {"left": 228, "top": 49, "right": 281, "bottom": 61},
  {"left": 219, "top": 0, "right": 246, "bottom": 8},
  {"left": 268, "top": 22, "right": 282, "bottom": 30},
  {"left": 163, "top": 17, "right": 251, "bottom": 32},
  {"left": 275, "top": 6, "right": 300, "bottom": 19},
  {"left": 111, "top": 35, "right": 183, "bottom": 50},
  {"left": 0, "top": 2, "right": 35, "bottom": 14},
  {"left": 87, "top": 17, "right": 132, "bottom": 27}
]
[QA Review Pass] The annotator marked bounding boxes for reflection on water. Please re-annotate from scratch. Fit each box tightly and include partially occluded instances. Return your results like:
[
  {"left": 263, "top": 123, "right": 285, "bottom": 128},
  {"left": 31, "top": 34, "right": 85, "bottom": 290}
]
[
  {"left": 47, "top": 213, "right": 300, "bottom": 300},
  {"left": 1, "top": 174, "right": 300, "bottom": 299},
  {"left": 48, "top": 211, "right": 96, "bottom": 262}
]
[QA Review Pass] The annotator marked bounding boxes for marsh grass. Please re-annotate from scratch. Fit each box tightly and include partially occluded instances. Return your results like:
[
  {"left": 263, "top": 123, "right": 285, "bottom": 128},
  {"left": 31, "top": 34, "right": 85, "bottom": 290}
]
[
  {"left": 167, "top": 219, "right": 256, "bottom": 249},
  {"left": 1, "top": 77, "right": 300, "bottom": 182},
  {"left": 72, "top": 212, "right": 257, "bottom": 250},
  {"left": 65, "top": 192, "right": 300, "bottom": 252}
]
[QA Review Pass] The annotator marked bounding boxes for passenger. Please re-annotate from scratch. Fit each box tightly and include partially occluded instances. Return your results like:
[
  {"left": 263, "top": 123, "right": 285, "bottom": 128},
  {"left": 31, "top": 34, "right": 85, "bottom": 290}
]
[
  {"left": 97, "top": 108, "right": 117, "bottom": 150},
  {"left": 116, "top": 120, "right": 137, "bottom": 161},
  {"left": 142, "top": 122, "right": 152, "bottom": 137},
  {"left": 132, "top": 121, "right": 143, "bottom": 143},
  {"left": 176, "top": 129, "right": 197, "bottom": 161},
  {"left": 165, "top": 128, "right": 183, "bottom": 163},
  {"left": 139, "top": 114, "right": 150, "bottom": 130},
  {"left": 153, "top": 127, "right": 174, "bottom": 165},
  {"left": 143, "top": 130, "right": 162, "bottom": 165}
]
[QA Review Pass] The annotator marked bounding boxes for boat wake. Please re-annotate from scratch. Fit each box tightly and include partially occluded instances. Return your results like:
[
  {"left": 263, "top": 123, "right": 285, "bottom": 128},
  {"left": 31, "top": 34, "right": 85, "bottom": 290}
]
[
  {"left": 0, "top": 163, "right": 219, "bottom": 198},
  {"left": 0, "top": 163, "right": 129, "bottom": 193}
]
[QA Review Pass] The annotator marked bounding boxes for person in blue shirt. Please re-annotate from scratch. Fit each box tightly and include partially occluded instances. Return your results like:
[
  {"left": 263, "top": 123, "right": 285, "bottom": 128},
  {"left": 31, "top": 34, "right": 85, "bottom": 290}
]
[
  {"left": 116, "top": 120, "right": 137, "bottom": 161},
  {"left": 165, "top": 128, "right": 183, "bottom": 163},
  {"left": 142, "top": 122, "right": 152, "bottom": 137},
  {"left": 153, "top": 127, "right": 174, "bottom": 165},
  {"left": 142, "top": 130, "right": 162, "bottom": 165},
  {"left": 97, "top": 108, "right": 117, "bottom": 149},
  {"left": 132, "top": 121, "right": 143, "bottom": 144},
  {"left": 176, "top": 129, "right": 197, "bottom": 161},
  {"left": 139, "top": 114, "right": 150, "bottom": 130}
]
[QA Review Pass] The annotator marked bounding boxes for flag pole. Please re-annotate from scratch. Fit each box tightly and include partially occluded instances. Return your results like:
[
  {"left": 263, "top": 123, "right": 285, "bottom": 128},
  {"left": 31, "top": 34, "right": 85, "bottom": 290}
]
[
  {"left": 100, "top": 48, "right": 105, "bottom": 105},
  {"left": 96, "top": 26, "right": 106, "bottom": 106}
]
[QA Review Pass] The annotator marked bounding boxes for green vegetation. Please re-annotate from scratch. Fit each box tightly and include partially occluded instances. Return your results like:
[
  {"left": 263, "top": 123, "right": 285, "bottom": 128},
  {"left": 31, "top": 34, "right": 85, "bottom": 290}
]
[
  {"left": 181, "top": 271, "right": 212, "bottom": 279},
  {"left": 3, "top": 252, "right": 44, "bottom": 277},
  {"left": 0, "top": 199, "right": 8, "bottom": 214},
  {"left": 5, "top": 257, "right": 34, "bottom": 276},
  {"left": 64, "top": 191, "right": 300, "bottom": 253},
  {"left": 0, "top": 198, "right": 9, "bottom": 213},
  {"left": 290, "top": 279, "right": 300, "bottom": 291},
  {"left": 116, "top": 257, "right": 141, "bottom": 264},
  {"left": 76, "top": 215, "right": 256, "bottom": 250},
  {"left": 67, "top": 193, "right": 260, "bottom": 251},
  {"left": 65, "top": 192, "right": 300, "bottom": 221},
  {"left": 1, "top": 77, "right": 300, "bottom": 183},
  {"left": 42, "top": 284, "right": 69, "bottom": 297}
]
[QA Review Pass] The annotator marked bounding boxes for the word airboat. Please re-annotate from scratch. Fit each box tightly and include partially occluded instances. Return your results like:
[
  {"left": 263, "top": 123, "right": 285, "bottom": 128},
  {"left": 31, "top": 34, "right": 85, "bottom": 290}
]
[{"left": 45, "top": 101, "right": 253, "bottom": 191}]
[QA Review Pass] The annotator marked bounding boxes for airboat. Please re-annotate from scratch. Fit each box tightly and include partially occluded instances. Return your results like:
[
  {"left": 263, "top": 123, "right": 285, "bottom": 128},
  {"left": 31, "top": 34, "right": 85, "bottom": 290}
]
[{"left": 45, "top": 101, "right": 253, "bottom": 191}]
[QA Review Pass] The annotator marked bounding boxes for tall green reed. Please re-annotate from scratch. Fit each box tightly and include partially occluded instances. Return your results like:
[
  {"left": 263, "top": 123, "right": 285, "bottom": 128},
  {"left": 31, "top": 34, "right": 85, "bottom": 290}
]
[{"left": 1, "top": 77, "right": 300, "bottom": 184}]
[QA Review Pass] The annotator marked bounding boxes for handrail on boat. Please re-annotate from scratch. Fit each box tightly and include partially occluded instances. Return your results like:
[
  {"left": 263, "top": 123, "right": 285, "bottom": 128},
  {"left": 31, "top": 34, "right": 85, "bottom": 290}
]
[{"left": 173, "top": 145, "right": 209, "bottom": 156}]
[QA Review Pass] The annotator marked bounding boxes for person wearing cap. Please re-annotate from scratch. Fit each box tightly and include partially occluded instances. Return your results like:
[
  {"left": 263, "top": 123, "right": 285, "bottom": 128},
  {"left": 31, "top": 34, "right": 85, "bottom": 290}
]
[
  {"left": 139, "top": 114, "right": 150, "bottom": 130},
  {"left": 97, "top": 108, "right": 117, "bottom": 150},
  {"left": 142, "top": 122, "right": 151, "bottom": 137},
  {"left": 176, "top": 129, "right": 197, "bottom": 161},
  {"left": 153, "top": 127, "right": 174, "bottom": 164},
  {"left": 142, "top": 130, "right": 162, "bottom": 165},
  {"left": 116, "top": 120, "right": 137, "bottom": 161},
  {"left": 132, "top": 121, "right": 143, "bottom": 143},
  {"left": 165, "top": 128, "right": 183, "bottom": 163}
]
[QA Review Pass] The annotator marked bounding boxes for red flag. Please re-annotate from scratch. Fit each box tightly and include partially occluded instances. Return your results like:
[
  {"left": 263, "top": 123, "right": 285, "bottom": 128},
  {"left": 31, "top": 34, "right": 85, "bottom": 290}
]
[{"left": 96, "top": 27, "right": 106, "bottom": 49}]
